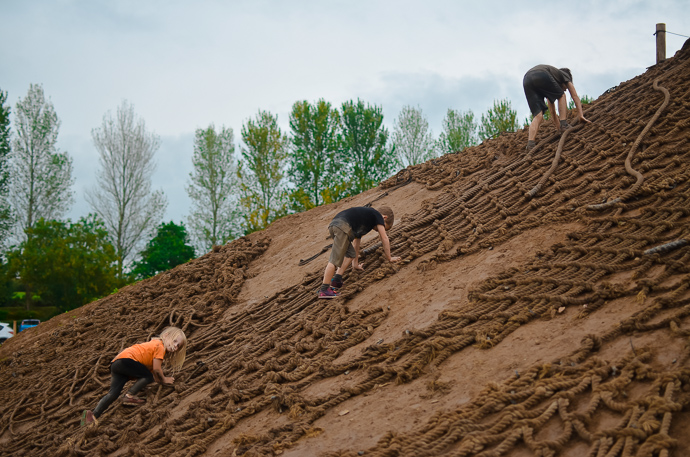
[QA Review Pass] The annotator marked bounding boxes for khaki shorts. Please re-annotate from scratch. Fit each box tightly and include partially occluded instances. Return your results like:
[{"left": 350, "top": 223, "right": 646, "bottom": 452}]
[{"left": 328, "top": 220, "right": 355, "bottom": 267}]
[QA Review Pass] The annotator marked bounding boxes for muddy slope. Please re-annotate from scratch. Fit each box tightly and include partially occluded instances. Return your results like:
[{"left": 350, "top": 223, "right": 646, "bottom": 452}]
[{"left": 1, "top": 40, "right": 690, "bottom": 457}]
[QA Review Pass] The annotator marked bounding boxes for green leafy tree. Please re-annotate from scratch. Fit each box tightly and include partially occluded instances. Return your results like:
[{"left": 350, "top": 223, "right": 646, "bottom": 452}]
[
  {"left": 478, "top": 99, "right": 519, "bottom": 142},
  {"left": 5, "top": 215, "right": 119, "bottom": 311},
  {"left": 288, "top": 99, "right": 342, "bottom": 211},
  {"left": 568, "top": 95, "right": 593, "bottom": 111},
  {"left": 186, "top": 125, "right": 241, "bottom": 254},
  {"left": 239, "top": 110, "right": 289, "bottom": 233},
  {"left": 8, "top": 84, "right": 74, "bottom": 241},
  {"left": 339, "top": 99, "right": 394, "bottom": 195},
  {"left": 392, "top": 105, "right": 436, "bottom": 167},
  {"left": 437, "top": 108, "right": 478, "bottom": 155},
  {"left": 130, "top": 221, "right": 195, "bottom": 280},
  {"left": 87, "top": 100, "right": 167, "bottom": 277},
  {"left": 0, "top": 89, "right": 11, "bottom": 246},
  {"left": 0, "top": 258, "right": 13, "bottom": 307}
]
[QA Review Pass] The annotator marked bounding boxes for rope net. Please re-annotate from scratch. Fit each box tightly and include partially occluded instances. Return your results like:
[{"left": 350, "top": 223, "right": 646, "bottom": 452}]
[{"left": 1, "top": 40, "right": 690, "bottom": 457}]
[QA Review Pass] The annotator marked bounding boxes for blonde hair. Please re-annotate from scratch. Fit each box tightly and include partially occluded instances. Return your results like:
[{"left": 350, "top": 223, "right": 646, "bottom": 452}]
[{"left": 156, "top": 326, "right": 187, "bottom": 371}]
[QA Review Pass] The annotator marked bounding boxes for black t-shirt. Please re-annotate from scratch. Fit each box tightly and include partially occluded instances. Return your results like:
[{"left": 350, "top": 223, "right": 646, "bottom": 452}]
[
  {"left": 527, "top": 64, "right": 572, "bottom": 86},
  {"left": 330, "top": 207, "right": 385, "bottom": 239}
]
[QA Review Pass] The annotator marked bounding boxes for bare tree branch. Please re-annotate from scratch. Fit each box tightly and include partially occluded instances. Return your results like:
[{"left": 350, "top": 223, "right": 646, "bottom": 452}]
[{"left": 87, "top": 100, "right": 167, "bottom": 276}]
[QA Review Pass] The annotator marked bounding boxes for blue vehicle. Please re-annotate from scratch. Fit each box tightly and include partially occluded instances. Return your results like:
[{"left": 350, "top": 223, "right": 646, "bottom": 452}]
[{"left": 19, "top": 319, "right": 40, "bottom": 332}]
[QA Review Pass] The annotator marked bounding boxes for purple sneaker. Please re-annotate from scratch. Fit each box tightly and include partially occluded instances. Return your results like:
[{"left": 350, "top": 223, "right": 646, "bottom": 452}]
[
  {"left": 122, "top": 394, "right": 146, "bottom": 406},
  {"left": 318, "top": 287, "right": 338, "bottom": 299},
  {"left": 81, "top": 410, "right": 96, "bottom": 426},
  {"left": 330, "top": 277, "right": 343, "bottom": 289}
]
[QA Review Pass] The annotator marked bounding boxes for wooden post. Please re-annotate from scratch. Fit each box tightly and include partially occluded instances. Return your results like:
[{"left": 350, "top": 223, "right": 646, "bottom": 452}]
[
  {"left": 13, "top": 320, "right": 17, "bottom": 334},
  {"left": 656, "top": 23, "right": 666, "bottom": 64}
]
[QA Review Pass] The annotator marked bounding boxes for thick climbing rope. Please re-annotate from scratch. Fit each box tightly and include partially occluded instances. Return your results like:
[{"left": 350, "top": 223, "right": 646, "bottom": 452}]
[
  {"left": 526, "top": 123, "right": 580, "bottom": 198},
  {"left": 587, "top": 77, "right": 671, "bottom": 211},
  {"left": 643, "top": 238, "right": 688, "bottom": 255},
  {"left": 298, "top": 243, "right": 332, "bottom": 266}
]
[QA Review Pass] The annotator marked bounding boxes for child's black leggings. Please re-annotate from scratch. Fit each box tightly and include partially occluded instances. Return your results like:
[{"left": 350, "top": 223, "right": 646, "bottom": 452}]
[{"left": 92, "top": 358, "right": 154, "bottom": 418}]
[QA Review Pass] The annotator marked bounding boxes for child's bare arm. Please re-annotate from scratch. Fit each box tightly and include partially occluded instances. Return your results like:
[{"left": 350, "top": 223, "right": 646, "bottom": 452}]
[
  {"left": 566, "top": 82, "right": 590, "bottom": 124},
  {"left": 376, "top": 225, "right": 401, "bottom": 262},
  {"left": 152, "top": 358, "right": 174, "bottom": 385},
  {"left": 352, "top": 238, "right": 364, "bottom": 270}
]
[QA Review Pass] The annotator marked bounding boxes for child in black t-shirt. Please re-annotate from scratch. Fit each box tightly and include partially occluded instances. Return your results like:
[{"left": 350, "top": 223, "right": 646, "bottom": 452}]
[
  {"left": 318, "top": 206, "right": 401, "bottom": 298},
  {"left": 522, "top": 64, "right": 590, "bottom": 150}
]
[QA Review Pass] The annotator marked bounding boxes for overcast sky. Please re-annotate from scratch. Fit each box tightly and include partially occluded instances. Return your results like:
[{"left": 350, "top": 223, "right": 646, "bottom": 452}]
[{"left": 1, "top": 0, "right": 687, "bottom": 226}]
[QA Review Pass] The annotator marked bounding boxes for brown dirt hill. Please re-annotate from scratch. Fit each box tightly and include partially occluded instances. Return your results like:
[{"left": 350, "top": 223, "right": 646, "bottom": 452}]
[{"left": 2, "top": 40, "right": 690, "bottom": 457}]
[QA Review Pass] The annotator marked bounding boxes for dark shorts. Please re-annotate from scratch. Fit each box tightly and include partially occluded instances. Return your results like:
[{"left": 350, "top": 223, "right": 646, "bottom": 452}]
[
  {"left": 328, "top": 219, "right": 356, "bottom": 267},
  {"left": 523, "top": 70, "right": 565, "bottom": 117}
]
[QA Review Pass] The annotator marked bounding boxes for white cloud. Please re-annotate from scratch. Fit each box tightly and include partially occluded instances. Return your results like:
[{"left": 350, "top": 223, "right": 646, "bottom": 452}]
[{"left": 1, "top": 0, "right": 687, "bottom": 224}]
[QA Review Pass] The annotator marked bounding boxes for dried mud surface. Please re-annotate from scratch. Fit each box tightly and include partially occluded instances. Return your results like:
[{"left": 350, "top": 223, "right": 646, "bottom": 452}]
[{"left": 2, "top": 40, "right": 690, "bottom": 457}]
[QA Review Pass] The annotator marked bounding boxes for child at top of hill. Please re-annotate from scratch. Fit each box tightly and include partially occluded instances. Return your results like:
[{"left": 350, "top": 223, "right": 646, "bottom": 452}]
[
  {"left": 80, "top": 326, "right": 187, "bottom": 425},
  {"left": 318, "top": 206, "right": 401, "bottom": 299},
  {"left": 522, "top": 64, "right": 591, "bottom": 151}
]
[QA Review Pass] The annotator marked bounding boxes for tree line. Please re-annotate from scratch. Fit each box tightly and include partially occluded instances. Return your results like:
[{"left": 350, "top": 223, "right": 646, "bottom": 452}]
[{"left": 0, "top": 83, "right": 536, "bottom": 314}]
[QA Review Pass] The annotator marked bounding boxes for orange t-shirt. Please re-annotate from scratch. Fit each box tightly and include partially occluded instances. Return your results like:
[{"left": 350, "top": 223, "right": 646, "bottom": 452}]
[{"left": 113, "top": 339, "right": 166, "bottom": 371}]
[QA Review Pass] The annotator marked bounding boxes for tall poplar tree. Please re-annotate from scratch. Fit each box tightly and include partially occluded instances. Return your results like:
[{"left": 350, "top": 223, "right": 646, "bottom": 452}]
[
  {"left": 288, "top": 99, "right": 342, "bottom": 211},
  {"left": 8, "top": 84, "right": 74, "bottom": 241},
  {"left": 186, "top": 125, "right": 241, "bottom": 253},
  {"left": 437, "top": 108, "right": 478, "bottom": 155},
  {"left": 239, "top": 110, "right": 288, "bottom": 233},
  {"left": 339, "top": 99, "right": 393, "bottom": 195},
  {"left": 87, "top": 101, "right": 167, "bottom": 277},
  {"left": 392, "top": 105, "right": 436, "bottom": 167},
  {"left": 478, "top": 99, "right": 519, "bottom": 141},
  {"left": 0, "top": 89, "right": 11, "bottom": 245}
]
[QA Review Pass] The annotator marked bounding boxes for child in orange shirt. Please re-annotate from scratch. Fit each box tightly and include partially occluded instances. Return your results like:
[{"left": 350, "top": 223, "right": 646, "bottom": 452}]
[{"left": 81, "top": 326, "right": 187, "bottom": 425}]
